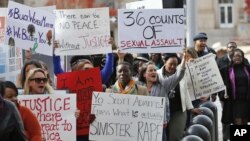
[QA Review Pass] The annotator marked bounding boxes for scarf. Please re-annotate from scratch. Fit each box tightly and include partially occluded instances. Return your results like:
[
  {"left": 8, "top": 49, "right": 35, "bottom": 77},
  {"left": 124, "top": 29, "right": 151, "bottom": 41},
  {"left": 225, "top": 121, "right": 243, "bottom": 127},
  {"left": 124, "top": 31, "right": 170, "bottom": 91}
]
[
  {"left": 113, "top": 80, "right": 136, "bottom": 94},
  {"left": 229, "top": 66, "right": 250, "bottom": 99}
]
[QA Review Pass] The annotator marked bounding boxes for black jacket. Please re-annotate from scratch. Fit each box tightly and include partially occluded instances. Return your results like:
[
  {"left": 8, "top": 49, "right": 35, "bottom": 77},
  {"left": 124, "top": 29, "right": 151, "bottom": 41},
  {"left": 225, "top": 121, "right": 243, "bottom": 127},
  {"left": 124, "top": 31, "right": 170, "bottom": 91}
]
[
  {"left": 217, "top": 54, "right": 249, "bottom": 69},
  {"left": 0, "top": 98, "right": 27, "bottom": 141}
]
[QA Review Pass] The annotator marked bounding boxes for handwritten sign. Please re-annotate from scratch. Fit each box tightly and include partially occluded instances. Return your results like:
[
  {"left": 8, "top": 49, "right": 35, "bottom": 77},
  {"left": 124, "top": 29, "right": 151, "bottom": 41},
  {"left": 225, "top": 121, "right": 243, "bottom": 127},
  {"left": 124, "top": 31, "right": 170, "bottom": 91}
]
[
  {"left": 18, "top": 94, "right": 76, "bottom": 141},
  {"left": 0, "top": 43, "right": 22, "bottom": 83},
  {"left": 0, "top": 8, "right": 7, "bottom": 44},
  {"left": 118, "top": 9, "right": 184, "bottom": 53},
  {"left": 185, "top": 53, "right": 225, "bottom": 100},
  {"left": 126, "top": 0, "right": 163, "bottom": 9},
  {"left": 89, "top": 92, "right": 165, "bottom": 141},
  {"left": 54, "top": 8, "right": 112, "bottom": 55},
  {"left": 57, "top": 67, "right": 103, "bottom": 135},
  {"left": 5, "top": 1, "right": 55, "bottom": 56}
]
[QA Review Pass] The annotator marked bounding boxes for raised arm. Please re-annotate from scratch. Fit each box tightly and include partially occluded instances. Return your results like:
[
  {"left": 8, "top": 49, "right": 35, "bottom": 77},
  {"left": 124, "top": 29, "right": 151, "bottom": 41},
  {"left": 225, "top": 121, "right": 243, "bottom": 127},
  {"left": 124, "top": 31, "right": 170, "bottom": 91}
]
[
  {"left": 53, "top": 54, "right": 64, "bottom": 76},
  {"left": 160, "top": 52, "right": 186, "bottom": 94},
  {"left": 101, "top": 53, "right": 114, "bottom": 84}
]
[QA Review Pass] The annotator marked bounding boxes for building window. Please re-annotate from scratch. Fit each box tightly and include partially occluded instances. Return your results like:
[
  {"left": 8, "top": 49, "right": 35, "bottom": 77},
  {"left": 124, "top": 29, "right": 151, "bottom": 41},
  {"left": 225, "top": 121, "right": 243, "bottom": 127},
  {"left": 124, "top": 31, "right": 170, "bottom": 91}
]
[{"left": 219, "top": 0, "right": 234, "bottom": 28}]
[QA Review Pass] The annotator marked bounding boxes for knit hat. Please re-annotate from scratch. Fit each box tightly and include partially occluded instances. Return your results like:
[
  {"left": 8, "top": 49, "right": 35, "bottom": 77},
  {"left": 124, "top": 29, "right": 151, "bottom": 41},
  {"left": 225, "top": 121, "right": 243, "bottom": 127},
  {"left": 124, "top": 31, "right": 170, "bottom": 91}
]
[{"left": 193, "top": 33, "right": 208, "bottom": 41}]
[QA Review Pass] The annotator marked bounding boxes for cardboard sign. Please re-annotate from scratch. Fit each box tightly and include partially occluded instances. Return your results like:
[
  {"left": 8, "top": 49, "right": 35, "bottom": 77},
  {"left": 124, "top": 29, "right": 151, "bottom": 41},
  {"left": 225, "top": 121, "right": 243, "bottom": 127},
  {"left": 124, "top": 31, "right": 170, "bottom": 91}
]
[
  {"left": 5, "top": 1, "right": 55, "bottom": 56},
  {"left": 185, "top": 53, "right": 225, "bottom": 100},
  {"left": 0, "top": 43, "right": 22, "bottom": 83},
  {"left": 89, "top": 92, "right": 165, "bottom": 141},
  {"left": 18, "top": 94, "right": 77, "bottom": 141},
  {"left": 118, "top": 9, "right": 185, "bottom": 53},
  {"left": 54, "top": 8, "right": 112, "bottom": 55},
  {"left": 57, "top": 68, "right": 103, "bottom": 135},
  {"left": 126, "top": 0, "right": 163, "bottom": 9}
]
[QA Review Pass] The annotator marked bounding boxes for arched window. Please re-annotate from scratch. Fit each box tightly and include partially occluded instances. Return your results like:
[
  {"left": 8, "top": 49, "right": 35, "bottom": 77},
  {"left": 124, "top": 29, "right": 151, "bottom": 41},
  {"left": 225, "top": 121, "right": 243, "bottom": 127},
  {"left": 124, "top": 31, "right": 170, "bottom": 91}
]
[{"left": 219, "top": 0, "right": 234, "bottom": 28}]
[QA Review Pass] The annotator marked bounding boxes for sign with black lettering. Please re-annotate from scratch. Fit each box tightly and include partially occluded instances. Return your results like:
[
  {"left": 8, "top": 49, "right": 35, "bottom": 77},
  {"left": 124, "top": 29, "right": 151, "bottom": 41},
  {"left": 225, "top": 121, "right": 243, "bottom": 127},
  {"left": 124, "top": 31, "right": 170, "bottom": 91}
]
[
  {"left": 57, "top": 67, "right": 103, "bottom": 135},
  {"left": 18, "top": 94, "right": 77, "bottom": 141},
  {"left": 185, "top": 53, "right": 225, "bottom": 100},
  {"left": 230, "top": 125, "right": 250, "bottom": 141},
  {"left": 5, "top": 1, "right": 55, "bottom": 56},
  {"left": 118, "top": 9, "right": 184, "bottom": 53},
  {"left": 89, "top": 92, "right": 165, "bottom": 141},
  {"left": 54, "top": 8, "right": 112, "bottom": 55}
]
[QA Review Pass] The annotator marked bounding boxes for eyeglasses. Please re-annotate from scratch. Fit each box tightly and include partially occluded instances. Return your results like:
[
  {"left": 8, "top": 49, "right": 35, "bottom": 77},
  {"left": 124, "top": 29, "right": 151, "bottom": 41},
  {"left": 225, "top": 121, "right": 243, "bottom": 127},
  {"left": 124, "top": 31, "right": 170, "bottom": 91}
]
[{"left": 29, "top": 77, "right": 48, "bottom": 83}]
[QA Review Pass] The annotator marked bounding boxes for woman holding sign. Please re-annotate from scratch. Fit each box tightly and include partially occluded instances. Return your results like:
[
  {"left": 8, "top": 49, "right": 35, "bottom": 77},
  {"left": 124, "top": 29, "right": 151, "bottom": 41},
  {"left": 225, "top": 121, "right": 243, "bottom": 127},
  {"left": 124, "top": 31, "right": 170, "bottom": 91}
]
[
  {"left": 1, "top": 81, "right": 42, "bottom": 141},
  {"left": 220, "top": 48, "right": 250, "bottom": 125},
  {"left": 137, "top": 51, "right": 187, "bottom": 141}
]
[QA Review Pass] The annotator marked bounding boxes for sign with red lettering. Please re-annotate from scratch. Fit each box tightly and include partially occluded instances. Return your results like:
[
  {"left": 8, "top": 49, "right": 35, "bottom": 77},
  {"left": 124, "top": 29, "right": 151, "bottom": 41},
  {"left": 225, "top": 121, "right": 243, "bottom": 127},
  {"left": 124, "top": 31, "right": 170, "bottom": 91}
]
[
  {"left": 118, "top": 9, "right": 185, "bottom": 53},
  {"left": 57, "top": 67, "right": 103, "bottom": 135},
  {"left": 18, "top": 94, "right": 76, "bottom": 141},
  {"left": 89, "top": 92, "right": 166, "bottom": 141},
  {"left": 54, "top": 8, "right": 112, "bottom": 55}
]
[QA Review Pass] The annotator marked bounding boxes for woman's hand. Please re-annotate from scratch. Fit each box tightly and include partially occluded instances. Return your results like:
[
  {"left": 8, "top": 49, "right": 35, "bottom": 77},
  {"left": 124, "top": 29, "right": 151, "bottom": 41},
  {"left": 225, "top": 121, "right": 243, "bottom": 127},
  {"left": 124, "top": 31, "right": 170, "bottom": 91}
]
[
  {"left": 88, "top": 114, "right": 96, "bottom": 124},
  {"left": 191, "top": 108, "right": 202, "bottom": 115},
  {"left": 75, "top": 109, "right": 80, "bottom": 119}
]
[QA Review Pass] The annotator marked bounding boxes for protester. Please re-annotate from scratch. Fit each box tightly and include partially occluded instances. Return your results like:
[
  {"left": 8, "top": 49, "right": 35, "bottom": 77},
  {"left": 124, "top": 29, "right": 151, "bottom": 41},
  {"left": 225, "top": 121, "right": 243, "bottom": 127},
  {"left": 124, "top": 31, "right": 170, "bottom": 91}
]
[
  {"left": 22, "top": 68, "right": 80, "bottom": 139},
  {"left": 23, "top": 68, "right": 53, "bottom": 94},
  {"left": 0, "top": 82, "right": 27, "bottom": 141},
  {"left": 217, "top": 41, "right": 249, "bottom": 69},
  {"left": 106, "top": 61, "right": 148, "bottom": 95},
  {"left": 150, "top": 53, "right": 164, "bottom": 70},
  {"left": 157, "top": 52, "right": 201, "bottom": 141},
  {"left": 1, "top": 81, "right": 42, "bottom": 141},
  {"left": 219, "top": 49, "right": 250, "bottom": 126},
  {"left": 18, "top": 60, "right": 43, "bottom": 88},
  {"left": 216, "top": 41, "right": 249, "bottom": 141},
  {"left": 132, "top": 53, "right": 150, "bottom": 79},
  {"left": 137, "top": 51, "right": 187, "bottom": 141},
  {"left": 192, "top": 32, "right": 216, "bottom": 57}
]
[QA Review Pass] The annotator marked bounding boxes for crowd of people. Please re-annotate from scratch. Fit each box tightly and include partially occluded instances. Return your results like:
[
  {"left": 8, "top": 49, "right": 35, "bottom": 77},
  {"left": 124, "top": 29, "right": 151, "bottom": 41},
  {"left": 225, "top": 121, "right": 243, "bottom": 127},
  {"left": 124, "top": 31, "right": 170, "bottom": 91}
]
[{"left": 0, "top": 32, "right": 250, "bottom": 141}]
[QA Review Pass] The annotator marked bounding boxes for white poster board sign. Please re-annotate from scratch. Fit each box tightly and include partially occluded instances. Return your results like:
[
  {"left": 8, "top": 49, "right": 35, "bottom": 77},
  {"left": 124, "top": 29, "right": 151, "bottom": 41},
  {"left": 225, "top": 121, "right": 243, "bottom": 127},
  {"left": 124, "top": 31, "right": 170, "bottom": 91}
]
[
  {"left": 0, "top": 43, "right": 22, "bottom": 83},
  {"left": 126, "top": 0, "right": 163, "bottom": 9},
  {"left": 186, "top": 53, "right": 225, "bottom": 100},
  {"left": 89, "top": 92, "right": 165, "bottom": 141},
  {"left": 5, "top": 1, "right": 55, "bottom": 56},
  {"left": 18, "top": 94, "right": 77, "bottom": 141},
  {"left": 54, "top": 8, "right": 112, "bottom": 55},
  {"left": 118, "top": 9, "right": 185, "bottom": 53},
  {"left": 0, "top": 8, "right": 7, "bottom": 44}
]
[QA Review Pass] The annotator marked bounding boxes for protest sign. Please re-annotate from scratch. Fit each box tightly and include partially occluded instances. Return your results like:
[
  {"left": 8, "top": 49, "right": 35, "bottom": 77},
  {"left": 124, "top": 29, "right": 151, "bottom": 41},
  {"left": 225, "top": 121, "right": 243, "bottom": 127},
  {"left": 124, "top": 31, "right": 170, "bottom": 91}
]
[
  {"left": 0, "top": 43, "right": 22, "bottom": 83},
  {"left": 89, "top": 92, "right": 165, "bottom": 141},
  {"left": 54, "top": 8, "right": 112, "bottom": 55},
  {"left": 0, "top": 8, "right": 7, "bottom": 44},
  {"left": 126, "top": 0, "right": 163, "bottom": 9},
  {"left": 5, "top": 1, "right": 55, "bottom": 56},
  {"left": 185, "top": 53, "right": 225, "bottom": 100},
  {"left": 118, "top": 8, "right": 184, "bottom": 53},
  {"left": 57, "top": 67, "right": 103, "bottom": 135},
  {"left": 18, "top": 94, "right": 77, "bottom": 141}
]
